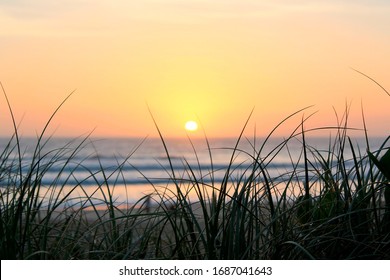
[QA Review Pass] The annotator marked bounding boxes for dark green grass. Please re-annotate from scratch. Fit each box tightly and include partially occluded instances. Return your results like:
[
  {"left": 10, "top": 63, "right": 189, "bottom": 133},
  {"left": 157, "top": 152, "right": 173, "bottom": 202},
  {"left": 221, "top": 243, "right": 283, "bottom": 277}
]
[{"left": 0, "top": 77, "right": 389, "bottom": 259}]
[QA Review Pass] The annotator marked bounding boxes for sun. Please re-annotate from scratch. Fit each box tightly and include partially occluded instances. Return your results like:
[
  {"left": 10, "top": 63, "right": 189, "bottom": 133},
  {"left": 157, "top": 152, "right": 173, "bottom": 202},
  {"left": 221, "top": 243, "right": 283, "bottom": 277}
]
[{"left": 184, "top": 120, "right": 198, "bottom": 132}]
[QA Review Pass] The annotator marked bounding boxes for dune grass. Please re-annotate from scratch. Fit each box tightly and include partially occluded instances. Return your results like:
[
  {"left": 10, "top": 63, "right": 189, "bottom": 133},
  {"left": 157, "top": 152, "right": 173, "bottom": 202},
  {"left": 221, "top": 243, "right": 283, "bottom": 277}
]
[{"left": 0, "top": 80, "right": 389, "bottom": 259}]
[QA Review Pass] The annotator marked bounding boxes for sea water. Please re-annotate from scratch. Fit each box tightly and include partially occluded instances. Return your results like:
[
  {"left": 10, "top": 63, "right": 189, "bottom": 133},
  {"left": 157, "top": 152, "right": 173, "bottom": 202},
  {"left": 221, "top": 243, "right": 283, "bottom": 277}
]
[{"left": 0, "top": 136, "right": 387, "bottom": 208}]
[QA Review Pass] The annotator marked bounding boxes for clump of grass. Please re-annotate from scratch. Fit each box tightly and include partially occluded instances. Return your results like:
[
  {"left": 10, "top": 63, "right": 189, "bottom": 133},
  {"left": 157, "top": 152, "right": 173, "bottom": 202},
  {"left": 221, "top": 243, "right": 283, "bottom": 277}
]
[
  {"left": 0, "top": 72, "right": 389, "bottom": 259},
  {"left": 0, "top": 84, "right": 156, "bottom": 259},
  {"left": 146, "top": 102, "right": 389, "bottom": 259}
]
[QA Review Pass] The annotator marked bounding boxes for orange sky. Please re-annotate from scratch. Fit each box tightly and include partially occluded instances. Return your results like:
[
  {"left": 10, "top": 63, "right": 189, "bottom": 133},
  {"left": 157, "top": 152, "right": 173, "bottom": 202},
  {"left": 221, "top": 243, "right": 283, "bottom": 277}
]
[{"left": 0, "top": 0, "right": 389, "bottom": 138}]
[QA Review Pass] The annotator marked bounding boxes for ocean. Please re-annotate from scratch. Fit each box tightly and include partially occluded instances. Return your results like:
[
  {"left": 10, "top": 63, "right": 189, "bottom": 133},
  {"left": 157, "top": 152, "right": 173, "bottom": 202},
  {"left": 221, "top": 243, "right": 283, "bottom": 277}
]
[{"left": 0, "top": 136, "right": 387, "bottom": 208}]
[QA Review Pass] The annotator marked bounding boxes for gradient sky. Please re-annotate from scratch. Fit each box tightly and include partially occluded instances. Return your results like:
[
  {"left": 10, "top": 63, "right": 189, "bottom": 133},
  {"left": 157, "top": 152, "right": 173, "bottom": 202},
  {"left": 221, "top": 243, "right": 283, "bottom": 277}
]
[{"left": 1, "top": 0, "right": 389, "bottom": 138}]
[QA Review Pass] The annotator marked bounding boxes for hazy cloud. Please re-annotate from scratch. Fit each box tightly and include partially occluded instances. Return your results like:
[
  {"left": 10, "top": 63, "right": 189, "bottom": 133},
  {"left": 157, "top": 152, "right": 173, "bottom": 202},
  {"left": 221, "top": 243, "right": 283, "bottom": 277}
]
[{"left": 0, "top": 0, "right": 89, "bottom": 19}]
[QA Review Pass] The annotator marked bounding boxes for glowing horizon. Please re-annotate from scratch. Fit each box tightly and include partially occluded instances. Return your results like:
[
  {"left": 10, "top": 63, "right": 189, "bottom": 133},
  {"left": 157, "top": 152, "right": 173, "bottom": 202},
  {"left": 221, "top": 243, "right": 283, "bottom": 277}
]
[{"left": 0, "top": 0, "right": 389, "bottom": 139}]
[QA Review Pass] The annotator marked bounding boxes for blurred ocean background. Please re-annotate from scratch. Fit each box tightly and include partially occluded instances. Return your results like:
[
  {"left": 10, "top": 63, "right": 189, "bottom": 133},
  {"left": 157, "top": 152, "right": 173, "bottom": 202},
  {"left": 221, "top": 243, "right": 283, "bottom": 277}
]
[{"left": 0, "top": 136, "right": 387, "bottom": 208}]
